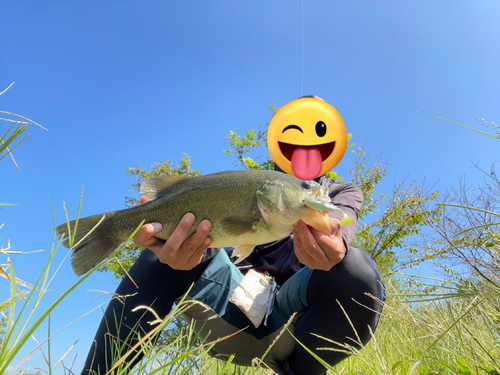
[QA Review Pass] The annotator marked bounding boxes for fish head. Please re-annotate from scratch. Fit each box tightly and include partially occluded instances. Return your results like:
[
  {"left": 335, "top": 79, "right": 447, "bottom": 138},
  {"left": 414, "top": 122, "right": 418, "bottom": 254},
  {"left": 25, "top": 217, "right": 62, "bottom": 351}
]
[{"left": 257, "top": 178, "right": 333, "bottom": 234}]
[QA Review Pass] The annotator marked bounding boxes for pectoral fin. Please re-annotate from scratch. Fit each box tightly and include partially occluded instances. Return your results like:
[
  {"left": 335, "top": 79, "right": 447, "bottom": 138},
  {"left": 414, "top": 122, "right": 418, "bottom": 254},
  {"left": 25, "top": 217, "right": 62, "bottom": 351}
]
[
  {"left": 231, "top": 244, "right": 256, "bottom": 264},
  {"left": 301, "top": 209, "right": 332, "bottom": 234},
  {"left": 220, "top": 217, "right": 259, "bottom": 236}
]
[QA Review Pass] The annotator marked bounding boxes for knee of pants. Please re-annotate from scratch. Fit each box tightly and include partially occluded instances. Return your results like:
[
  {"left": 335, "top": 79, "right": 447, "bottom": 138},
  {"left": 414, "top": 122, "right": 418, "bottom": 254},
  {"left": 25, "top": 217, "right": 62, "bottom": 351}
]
[{"left": 307, "top": 246, "right": 385, "bottom": 318}]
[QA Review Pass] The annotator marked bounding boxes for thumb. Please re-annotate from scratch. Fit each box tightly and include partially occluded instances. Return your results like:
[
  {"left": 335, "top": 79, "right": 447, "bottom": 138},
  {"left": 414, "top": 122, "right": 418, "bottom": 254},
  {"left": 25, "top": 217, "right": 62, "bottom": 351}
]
[
  {"left": 140, "top": 196, "right": 150, "bottom": 204},
  {"left": 292, "top": 220, "right": 309, "bottom": 235}
]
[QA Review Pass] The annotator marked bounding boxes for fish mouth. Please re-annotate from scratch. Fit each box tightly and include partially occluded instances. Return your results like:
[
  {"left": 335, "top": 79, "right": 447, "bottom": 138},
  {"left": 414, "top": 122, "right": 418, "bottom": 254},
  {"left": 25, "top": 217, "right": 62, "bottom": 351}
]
[
  {"left": 278, "top": 141, "right": 336, "bottom": 162},
  {"left": 305, "top": 185, "right": 331, "bottom": 206}
]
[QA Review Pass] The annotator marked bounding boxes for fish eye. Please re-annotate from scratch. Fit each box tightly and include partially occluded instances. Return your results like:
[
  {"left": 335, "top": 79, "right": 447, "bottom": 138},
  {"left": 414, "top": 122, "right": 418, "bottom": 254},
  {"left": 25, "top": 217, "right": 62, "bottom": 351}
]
[
  {"left": 315, "top": 121, "right": 327, "bottom": 137},
  {"left": 301, "top": 180, "right": 311, "bottom": 189}
]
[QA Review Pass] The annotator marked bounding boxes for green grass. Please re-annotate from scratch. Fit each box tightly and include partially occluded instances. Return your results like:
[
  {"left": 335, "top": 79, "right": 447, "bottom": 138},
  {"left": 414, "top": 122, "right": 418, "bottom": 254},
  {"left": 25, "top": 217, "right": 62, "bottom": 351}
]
[
  {"left": 328, "top": 280, "right": 500, "bottom": 375},
  {"left": 3, "top": 249, "right": 499, "bottom": 374}
]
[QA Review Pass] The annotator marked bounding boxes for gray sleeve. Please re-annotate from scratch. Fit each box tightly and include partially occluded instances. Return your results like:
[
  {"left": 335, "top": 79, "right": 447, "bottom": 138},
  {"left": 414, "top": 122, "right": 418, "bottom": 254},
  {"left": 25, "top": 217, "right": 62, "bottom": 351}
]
[{"left": 319, "top": 177, "right": 363, "bottom": 247}]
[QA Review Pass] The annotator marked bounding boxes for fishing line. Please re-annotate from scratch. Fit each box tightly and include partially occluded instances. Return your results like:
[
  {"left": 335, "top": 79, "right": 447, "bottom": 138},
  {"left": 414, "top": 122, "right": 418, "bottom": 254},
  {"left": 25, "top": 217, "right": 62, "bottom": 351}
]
[{"left": 301, "top": 0, "right": 304, "bottom": 96}]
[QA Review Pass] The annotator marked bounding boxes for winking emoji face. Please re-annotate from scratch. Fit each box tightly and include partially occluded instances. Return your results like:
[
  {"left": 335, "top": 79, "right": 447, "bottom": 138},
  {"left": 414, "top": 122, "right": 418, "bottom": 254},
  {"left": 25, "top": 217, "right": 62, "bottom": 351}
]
[{"left": 267, "top": 96, "right": 347, "bottom": 180}]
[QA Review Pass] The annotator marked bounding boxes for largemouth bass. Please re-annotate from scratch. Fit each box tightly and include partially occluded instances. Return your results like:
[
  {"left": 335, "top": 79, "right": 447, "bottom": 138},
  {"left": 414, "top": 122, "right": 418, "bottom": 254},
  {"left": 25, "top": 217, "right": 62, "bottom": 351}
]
[{"left": 56, "top": 170, "right": 350, "bottom": 276}]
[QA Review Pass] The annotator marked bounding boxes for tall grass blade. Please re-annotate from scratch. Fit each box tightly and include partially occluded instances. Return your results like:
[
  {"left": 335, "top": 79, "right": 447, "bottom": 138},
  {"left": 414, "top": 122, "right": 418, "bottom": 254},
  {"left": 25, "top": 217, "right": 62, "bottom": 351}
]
[
  {"left": 408, "top": 360, "right": 422, "bottom": 375},
  {"left": 418, "top": 112, "right": 500, "bottom": 139},
  {"left": 439, "top": 203, "right": 500, "bottom": 218},
  {"left": 0, "top": 293, "right": 26, "bottom": 312}
]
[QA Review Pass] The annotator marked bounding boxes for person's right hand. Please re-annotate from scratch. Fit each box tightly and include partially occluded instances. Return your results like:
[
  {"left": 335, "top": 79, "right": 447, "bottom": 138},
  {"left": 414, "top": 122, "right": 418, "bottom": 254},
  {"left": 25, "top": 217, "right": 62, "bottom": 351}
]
[{"left": 133, "top": 196, "right": 213, "bottom": 270}]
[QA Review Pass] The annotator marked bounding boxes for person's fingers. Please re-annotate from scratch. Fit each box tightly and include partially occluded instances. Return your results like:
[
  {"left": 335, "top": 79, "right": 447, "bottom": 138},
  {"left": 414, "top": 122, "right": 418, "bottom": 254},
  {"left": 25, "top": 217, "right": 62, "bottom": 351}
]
[
  {"left": 160, "top": 213, "right": 196, "bottom": 261},
  {"left": 328, "top": 218, "right": 342, "bottom": 236},
  {"left": 139, "top": 196, "right": 150, "bottom": 204},
  {"left": 185, "top": 231, "right": 212, "bottom": 269},
  {"left": 293, "top": 220, "right": 328, "bottom": 262},
  {"left": 181, "top": 219, "right": 212, "bottom": 259},
  {"left": 133, "top": 223, "right": 163, "bottom": 247},
  {"left": 311, "top": 232, "right": 345, "bottom": 264},
  {"left": 293, "top": 230, "right": 315, "bottom": 267},
  {"left": 145, "top": 215, "right": 213, "bottom": 270},
  {"left": 309, "top": 217, "right": 346, "bottom": 266}
]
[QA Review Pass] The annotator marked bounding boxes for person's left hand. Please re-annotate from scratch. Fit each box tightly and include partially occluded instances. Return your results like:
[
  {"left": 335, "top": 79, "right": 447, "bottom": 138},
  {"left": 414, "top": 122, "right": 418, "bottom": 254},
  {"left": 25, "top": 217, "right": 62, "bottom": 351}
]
[{"left": 292, "top": 217, "right": 346, "bottom": 271}]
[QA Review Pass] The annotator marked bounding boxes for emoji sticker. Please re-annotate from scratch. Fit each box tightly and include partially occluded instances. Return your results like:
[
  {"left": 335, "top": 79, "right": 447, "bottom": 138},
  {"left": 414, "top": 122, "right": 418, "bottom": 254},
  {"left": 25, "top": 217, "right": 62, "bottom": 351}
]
[{"left": 267, "top": 96, "right": 348, "bottom": 180}]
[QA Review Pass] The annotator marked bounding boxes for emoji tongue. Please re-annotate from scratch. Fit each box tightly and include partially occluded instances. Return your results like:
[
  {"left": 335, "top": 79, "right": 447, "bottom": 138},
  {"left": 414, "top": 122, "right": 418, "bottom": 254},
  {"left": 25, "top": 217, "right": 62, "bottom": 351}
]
[{"left": 291, "top": 146, "right": 322, "bottom": 180}]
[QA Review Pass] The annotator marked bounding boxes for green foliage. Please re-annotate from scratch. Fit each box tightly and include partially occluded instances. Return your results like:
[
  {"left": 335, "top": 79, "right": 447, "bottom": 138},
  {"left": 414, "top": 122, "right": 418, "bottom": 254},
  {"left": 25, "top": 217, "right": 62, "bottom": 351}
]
[
  {"left": 222, "top": 105, "right": 276, "bottom": 171},
  {"left": 349, "top": 146, "right": 442, "bottom": 275},
  {"left": 324, "top": 170, "right": 343, "bottom": 182},
  {"left": 223, "top": 127, "right": 271, "bottom": 171},
  {"left": 349, "top": 147, "right": 389, "bottom": 222}
]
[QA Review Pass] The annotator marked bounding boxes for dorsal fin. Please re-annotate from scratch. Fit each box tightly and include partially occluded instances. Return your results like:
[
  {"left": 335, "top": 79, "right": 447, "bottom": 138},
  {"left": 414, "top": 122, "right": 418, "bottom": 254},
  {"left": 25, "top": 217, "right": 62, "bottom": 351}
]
[{"left": 140, "top": 175, "right": 190, "bottom": 200}]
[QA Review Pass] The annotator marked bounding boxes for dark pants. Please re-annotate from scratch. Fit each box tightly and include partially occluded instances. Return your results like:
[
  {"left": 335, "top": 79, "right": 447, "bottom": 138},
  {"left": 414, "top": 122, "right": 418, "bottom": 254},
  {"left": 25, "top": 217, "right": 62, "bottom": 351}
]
[{"left": 82, "top": 246, "right": 385, "bottom": 375}]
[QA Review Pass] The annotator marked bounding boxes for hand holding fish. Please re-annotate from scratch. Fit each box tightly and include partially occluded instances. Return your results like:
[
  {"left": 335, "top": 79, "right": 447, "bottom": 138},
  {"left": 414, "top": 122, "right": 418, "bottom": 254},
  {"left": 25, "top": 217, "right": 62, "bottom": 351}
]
[
  {"left": 134, "top": 197, "right": 213, "bottom": 271},
  {"left": 292, "top": 217, "right": 346, "bottom": 271}
]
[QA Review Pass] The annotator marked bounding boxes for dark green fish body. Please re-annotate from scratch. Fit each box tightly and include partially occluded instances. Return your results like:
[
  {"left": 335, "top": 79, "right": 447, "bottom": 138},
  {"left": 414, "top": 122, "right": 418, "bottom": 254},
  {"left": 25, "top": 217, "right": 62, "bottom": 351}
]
[{"left": 57, "top": 170, "right": 337, "bottom": 276}]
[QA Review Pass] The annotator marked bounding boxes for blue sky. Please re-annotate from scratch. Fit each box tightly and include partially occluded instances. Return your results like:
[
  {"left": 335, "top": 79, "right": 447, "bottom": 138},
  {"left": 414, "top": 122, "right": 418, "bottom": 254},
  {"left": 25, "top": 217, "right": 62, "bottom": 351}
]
[{"left": 1, "top": 1, "right": 499, "bottom": 372}]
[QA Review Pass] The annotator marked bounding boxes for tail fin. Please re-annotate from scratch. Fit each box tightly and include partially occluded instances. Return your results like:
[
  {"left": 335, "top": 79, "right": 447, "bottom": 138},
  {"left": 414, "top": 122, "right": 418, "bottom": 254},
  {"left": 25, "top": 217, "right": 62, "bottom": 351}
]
[{"left": 56, "top": 211, "right": 121, "bottom": 276}]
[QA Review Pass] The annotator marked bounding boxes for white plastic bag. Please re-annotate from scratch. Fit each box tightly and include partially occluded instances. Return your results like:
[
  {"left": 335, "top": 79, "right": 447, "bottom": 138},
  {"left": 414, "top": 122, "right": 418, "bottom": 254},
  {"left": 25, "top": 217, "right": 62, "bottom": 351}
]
[{"left": 229, "top": 269, "right": 277, "bottom": 328}]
